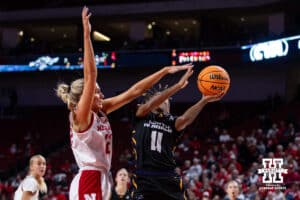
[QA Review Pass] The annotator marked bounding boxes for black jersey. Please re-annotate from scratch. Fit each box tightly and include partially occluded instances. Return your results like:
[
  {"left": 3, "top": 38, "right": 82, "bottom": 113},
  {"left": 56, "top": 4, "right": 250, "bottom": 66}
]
[
  {"left": 132, "top": 112, "right": 183, "bottom": 172},
  {"left": 111, "top": 188, "right": 132, "bottom": 200}
]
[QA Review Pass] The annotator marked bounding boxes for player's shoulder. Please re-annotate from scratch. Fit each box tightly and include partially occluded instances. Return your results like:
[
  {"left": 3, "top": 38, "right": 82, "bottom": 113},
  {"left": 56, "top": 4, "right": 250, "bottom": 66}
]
[
  {"left": 164, "top": 113, "right": 176, "bottom": 122},
  {"left": 23, "top": 176, "right": 37, "bottom": 183},
  {"left": 168, "top": 114, "right": 176, "bottom": 121},
  {"left": 22, "top": 176, "right": 38, "bottom": 188}
]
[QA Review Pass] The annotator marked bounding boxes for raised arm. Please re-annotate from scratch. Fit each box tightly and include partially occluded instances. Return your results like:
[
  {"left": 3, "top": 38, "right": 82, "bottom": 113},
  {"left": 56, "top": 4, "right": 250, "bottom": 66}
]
[
  {"left": 136, "top": 67, "right": 193, "bottom": 117},
  {"left": 74, "top": 7, "right": 97, "bottom": 128},
  {"left": 102, "top": 64, "right": 192, "bottom": 114},
  {"left": 175, "top": 93, "right": 224, "bottom": 131}
]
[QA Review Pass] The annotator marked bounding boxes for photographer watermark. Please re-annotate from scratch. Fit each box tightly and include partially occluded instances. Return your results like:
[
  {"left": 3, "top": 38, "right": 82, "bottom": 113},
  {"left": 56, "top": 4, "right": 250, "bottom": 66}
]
[{"left": 258, "top": 158, "right": 287, "bottom": 190}]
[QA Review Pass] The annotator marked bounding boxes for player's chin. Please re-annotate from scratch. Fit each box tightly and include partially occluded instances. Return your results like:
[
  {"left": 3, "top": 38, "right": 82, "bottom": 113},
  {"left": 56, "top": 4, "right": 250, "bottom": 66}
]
[
  {"left": 231, "top": 192, "right": 237, "bottom": 197},
  {"left": 39, "top": 171, "right": 46, "bottom": 176}
]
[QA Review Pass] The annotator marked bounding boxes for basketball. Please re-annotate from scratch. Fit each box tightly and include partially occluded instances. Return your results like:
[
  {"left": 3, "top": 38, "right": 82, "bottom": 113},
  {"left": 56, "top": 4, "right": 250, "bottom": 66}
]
[{"left": 197, "top": 65, "right": 230, "bottom": 96}]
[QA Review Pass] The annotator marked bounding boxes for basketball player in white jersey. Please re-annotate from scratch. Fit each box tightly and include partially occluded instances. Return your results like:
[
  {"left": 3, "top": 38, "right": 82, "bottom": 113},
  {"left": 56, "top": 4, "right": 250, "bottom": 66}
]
[
  {"left": 56, "top": 7, "right": 193, "bottom": 200},
  {"left": 14, "top": 155, "right": 47, "bottom": 200}
]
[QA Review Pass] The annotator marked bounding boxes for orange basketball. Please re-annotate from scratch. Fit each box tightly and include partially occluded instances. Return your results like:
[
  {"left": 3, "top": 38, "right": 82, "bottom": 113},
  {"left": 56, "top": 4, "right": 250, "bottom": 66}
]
[{"left": 197, "top": 65, "right": 230, "bottom": 96}]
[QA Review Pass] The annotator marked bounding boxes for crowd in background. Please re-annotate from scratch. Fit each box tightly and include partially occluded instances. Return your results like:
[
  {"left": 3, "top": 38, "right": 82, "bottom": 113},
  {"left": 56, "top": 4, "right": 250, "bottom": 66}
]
[{"left": 0, "top": 102, "right": 299, "bottom": 199}]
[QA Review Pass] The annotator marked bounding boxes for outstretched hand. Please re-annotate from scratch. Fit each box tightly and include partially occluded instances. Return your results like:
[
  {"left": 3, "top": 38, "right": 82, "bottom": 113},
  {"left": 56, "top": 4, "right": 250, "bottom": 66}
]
[
  {"left": 177, "top": 67, "right": 194, "bottom": 89},
  {"left": 82, "top": 6, "right": 92, "bottom": 35},
  {"left": 202, "top": 92, "right": 225, "bottom": 103},
  {"left": 166, "top": 63, "right": 193, "bottom": 74}
]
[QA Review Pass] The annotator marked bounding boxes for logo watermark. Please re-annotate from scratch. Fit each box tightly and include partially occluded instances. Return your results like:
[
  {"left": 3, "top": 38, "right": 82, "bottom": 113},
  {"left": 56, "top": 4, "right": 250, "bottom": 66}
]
[{"left": 258, "top": 158, "right": 288, "bottom": 190}]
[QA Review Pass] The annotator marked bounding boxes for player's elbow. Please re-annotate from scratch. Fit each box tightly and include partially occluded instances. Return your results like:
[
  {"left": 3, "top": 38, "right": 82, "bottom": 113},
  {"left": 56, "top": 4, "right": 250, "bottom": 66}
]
[
  {"left": 175, "top": 116, "right": 189, "bottom": 131},
  {"left": 130, "top": 83, "right": 149, "bottom": 98}
]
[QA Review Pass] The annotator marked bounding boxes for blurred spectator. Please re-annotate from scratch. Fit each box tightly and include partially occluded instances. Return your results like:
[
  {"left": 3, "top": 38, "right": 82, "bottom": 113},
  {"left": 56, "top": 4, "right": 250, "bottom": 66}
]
[
  {"left": 248, "top": 170, "right": 259, "bottom": 185},
  {"left": 219, "top": 129, "right": 232, "bottom": 143},
  {"left": 59, "top": 160, "right": 70, "bottom": 173},
  {"left": 45, "top": 186, "right": 67, "bottom": 200},
  {"left": 273, "top": 190, "right": 285, "bottom": 200},
  {"left": 10, "top": 175, "right": 21, "bottom": 190},
  {"left": 185, "top": 158, "right": 202, "bottom": 180},
  {"left": 202, "top": 191, "right": 210, "bottom": 200},
  {"left": 190, "top": 136, "right": 201, "bottom": 150},
  {"left": 223, "top": 180, "right": 241, "bottom": 200},
  {"left": 208, "top": 126, "right": 221, "bottom": 144},
  {"left": 244, "top": 183, "right": 258, "bottom": 200},
  {"left": 119, "top": 149, "right": 133, "bottom": 167},
  {"left": 111, "top": 168, "right": 132, "bottom": 200},
  {"left": 53, "top": 172, "right": 67, "bottom": 186},
  {"left": 257, "top": 140, "right": 266, "bottom": 155},
  {"left": 9, "top": 143, "right": 18, "bottom": 156},
  {"left": 182, "top": 160, "right": 192, "bottom": 173},
  {"left": 285, "top": 183, "right": 300, "bottom": 200},
  {"left": 267, "top": 123, "right": 279, "bottom": 139}
]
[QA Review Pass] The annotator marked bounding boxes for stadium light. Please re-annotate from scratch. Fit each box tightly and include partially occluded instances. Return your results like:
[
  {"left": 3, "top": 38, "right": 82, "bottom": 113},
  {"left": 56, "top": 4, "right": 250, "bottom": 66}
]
[{"left": 93, "top": 31, "right": 111, "bottom": 42}]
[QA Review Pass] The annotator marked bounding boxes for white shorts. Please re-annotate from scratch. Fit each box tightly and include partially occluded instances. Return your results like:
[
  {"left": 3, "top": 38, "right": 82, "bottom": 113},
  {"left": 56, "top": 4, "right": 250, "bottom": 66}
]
[{"left": 69, "top": 169, "right": 111, "bottom": 200}]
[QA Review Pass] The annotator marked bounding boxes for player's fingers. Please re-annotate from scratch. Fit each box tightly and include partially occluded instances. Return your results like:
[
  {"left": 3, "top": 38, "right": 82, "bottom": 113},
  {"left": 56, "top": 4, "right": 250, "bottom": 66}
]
[
  {"left": 218, "top": 92, "right": 225, "bottom": 98},
  {"left": 82, "top": 6, "right": 88, "bottom": 14},
  {"left": 181, "top": 81, "right": 188, "bottom": 88},
  {"left": 184, "top": 69, "right": 193, "bottom": 78},
  {"left": 178, "top": 64, "right": 194, "bottom": 70}
]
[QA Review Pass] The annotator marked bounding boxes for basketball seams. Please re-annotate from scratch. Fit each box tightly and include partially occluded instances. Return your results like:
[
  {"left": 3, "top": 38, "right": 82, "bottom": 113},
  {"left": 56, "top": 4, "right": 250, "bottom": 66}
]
[
  {"left": 197, "top": 80, "right": 217, "bottom": 95},
  {"left": 198, "top": 79, "right": 229, "bottom": 84}
]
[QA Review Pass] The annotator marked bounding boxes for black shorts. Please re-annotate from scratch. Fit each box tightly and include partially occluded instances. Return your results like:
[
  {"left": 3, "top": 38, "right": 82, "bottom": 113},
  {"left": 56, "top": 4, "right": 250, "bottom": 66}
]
[{"left": 132, "top": 171, "right": 187, "bottom": 200}]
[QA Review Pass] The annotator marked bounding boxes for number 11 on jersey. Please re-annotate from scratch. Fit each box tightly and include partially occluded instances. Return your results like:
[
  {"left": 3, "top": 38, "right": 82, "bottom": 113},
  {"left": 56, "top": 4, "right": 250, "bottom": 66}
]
[{"left": 151, "top": 130, "right": 163, "bottom": 153}]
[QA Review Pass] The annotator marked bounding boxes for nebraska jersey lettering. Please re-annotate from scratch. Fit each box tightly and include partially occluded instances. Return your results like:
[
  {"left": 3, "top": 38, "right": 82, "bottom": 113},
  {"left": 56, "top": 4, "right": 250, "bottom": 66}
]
[{"left": 70, "top": 112, "right": 112, "bottom": 171}]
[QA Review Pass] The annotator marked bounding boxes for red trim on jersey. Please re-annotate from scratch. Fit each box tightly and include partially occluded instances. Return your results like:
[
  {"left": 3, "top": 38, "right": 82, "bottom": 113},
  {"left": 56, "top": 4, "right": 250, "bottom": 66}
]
[
  {"left": 79, "top": 170, "right": 102, "bottom": 200},
  {"left": 77, "top": 113, "right": 95, "bottom": 134}
]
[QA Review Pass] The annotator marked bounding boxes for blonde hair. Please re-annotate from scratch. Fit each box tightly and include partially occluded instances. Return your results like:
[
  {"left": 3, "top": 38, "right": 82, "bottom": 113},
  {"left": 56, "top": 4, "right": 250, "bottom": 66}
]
[
  {"left": 29, "top": 154, "right": 47, "bottom": 193},
  {"left": 56, "top": 78, "right": 84, "bottom": 110}
]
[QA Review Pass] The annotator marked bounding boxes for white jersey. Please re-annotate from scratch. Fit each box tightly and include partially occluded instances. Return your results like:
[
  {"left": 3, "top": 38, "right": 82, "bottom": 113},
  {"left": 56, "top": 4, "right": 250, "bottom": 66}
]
[
  {"left": 14, "top": 176, "right": 39, "bottom": 200},
  {"left": 70, "top": 111, "right": 113, "bottom": 172}
]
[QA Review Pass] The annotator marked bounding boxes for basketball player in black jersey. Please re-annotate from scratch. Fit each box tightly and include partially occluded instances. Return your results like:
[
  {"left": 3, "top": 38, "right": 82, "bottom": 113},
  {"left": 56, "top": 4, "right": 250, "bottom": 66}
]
[{"left": 131, "top": 67, "right": 224, "bottom": 200}]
